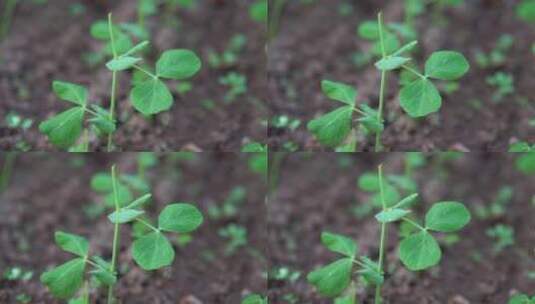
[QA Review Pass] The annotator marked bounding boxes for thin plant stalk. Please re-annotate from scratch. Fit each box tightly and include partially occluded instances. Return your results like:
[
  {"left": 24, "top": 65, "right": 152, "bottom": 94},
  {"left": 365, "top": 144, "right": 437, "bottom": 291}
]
[
  {"left": 375, "top": 12, "right": 388, "bottom": 152},
  {"left": 268, "top": 0, "right": 288, "bottom": 40},
  {"left": 82, "top": 280, "right": 89, "bottom": 304},
  {"left": 375, "top": 164, "right": 387, "bottom": 304},
  {"left": 0, "top": 152, "right": 17, "bottom": 192},
  {"left": 107, "top": 13, "right": 118, "bottom": 152},
  {"left": 107, "top": 165, "right": 121, "bottom": 304},
  {"left": 0, "top": 0, "right": 17, "bottom": 41}
]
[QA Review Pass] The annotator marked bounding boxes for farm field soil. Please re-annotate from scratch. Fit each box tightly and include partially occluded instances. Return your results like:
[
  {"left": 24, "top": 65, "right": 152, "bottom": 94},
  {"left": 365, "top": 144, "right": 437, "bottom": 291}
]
[
  {"left": 268, "top": 153, "right": 535, "bottom": 303},
  {"left": 0, "top": 0, "right": 266, "bottom": 151},
  {"left": 0, "top": 153, "right": 266, "bottom": 303},
  {"left": 268, "top": 0, "right": 535, "bottom": 151}
]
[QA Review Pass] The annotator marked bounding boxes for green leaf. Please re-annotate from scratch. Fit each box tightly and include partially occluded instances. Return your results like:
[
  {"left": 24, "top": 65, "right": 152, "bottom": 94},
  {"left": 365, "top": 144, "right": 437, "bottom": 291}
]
[
  {"left": 509, "top": 142, "right": 534, "bottom": 152},
  {"left": 39, "top": 107, "right": 85, "bottom": 149},
  {"left": 130, "top": 78, "right": 173, "bottom": 115},
  {"left": 399, "top": 78, "right": 442, "bottom": 117},
  {"left": 40, "top": 258, "right": 86, "bottom": 299},
  {"left": 158, "top": 203, "right": 204, "bottom": 233},
  {"left": 371, "top": 184, "right": 400, "bottom": 208},
  {"left": 321, "top": 232, "right": 358, "bottom": 258},
  {"left": 358, "top": 256, "right": 383, "bottom": 285},
  {"left": 307, "top": 105, "right": 353, "bottom": 147},
  {"left": 108, "top": 209, "right": 145, "bottom": 224},
  {"left": 392, "top": 40, "right": 418, "bottom": 56},
  {"left": 307, "top": 258, "right": 353, "bottom": 297},
  {"left": 156, "top": 49, "right": 201, "bottom": 80},
  {"left": 90, "top": 173, "right": 112, "bottom": 192},
  {"left": 357, "top": 172, "right": 379, "bottom": 192},
  {"left": 89, "top": 115, "right": 116, "bottom": 134},
  {"left": 103, "top": 182, "right": 133, "bottom": 208},
  {"left": 357, "top": 21, "right": 379, "bottom": 40},
  {"left": 357, "top": 104, "right": 383, "bottom": 134},
  {"left": 425, "top": 201, "right": 471, "bottom": 232},
  {"left": 516, "top": 0, "right": 535, "bottom": 23},
  {"left": 122, "top": 40, "right": 150, "bottom": 56},
  {"left": 52, "top": 81, "right": 88, "bottom": 106},
  {"left": 249, "top": 0, "right": 267, "bottom": 23},
  {"left": 132, "top": 232, "right": 175, "bottom": 270},
  {"left": 375, "top": 56, "right": 411, "bottom": 71},
  {"left": 126, "top": 193, "right": 152, "bottom": 209},
  {"left": 91, "top": 268, "right": 116, "bottom": 286},
  {"left": 242, "top": 294, "right": 268, "bottom": 304},
  {"left": 242, "top": 142, "right": 267, "bottom": 152},
  {"left": 54, "top": 231, "right": 89, "bottom": 256},
  {"left": 393, "top": 193, "right": 419, "bottom": 209},
  {"left": 399, "top": 231, "right": 441, "bottom": 271},
  {"left": 321, "top": 80, "right": 357, "bottom": 105},
  {"left": 375, "top": 208, "right": 411, "bottom": 223},
  {"left": 371, "top": 32, "right": 400, "bottom": 56},
  {"left": 106, "top": 56, "right": 142, "bottom": 71},
  {"left": 516, "top": 153, "right": 535, "bottom": 174},
  {"left": 89, "top": 20, "right": 111, "bottom": 40},
  {"left": 425, "top": 51, "right": 470, "bottom": 80}
]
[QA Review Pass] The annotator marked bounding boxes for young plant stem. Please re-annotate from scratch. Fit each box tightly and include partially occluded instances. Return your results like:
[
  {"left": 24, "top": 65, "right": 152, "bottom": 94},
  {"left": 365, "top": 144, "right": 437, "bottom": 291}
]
[
  {"left": 107, "top": 165, "right": 121, "bottom": 304},
  {"left": 82, "top": 280, "right": 89, "bottom": 304},
  {"left": 0, "top": 152, "right": 16, "bottom": 192},
  {"left": 0, "top": 0, "right": 17, "bottom": 41},
  {"left": 375, "top": 164, "right": 388, "bottom": 304},
  {"left": 107, "top": 13, "right": 119, "bottom": 152},
  {"left": 375, "top": 12, "right": 388, "bottom": 152},
  {"left": 268, "top": 0, "right": 288, "bottom": 40}
]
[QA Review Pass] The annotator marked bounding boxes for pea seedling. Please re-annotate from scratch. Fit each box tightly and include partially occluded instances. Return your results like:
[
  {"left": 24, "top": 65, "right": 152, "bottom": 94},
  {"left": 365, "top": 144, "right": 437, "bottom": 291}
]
[
  {"left": 40, "top": 165, "right": 204, "bottom": 303},
  {"left": 40, "top": 13, "right": 201, "bottom": 151},
  {"left": 307, "top": 165, "right": 471, "bottom": 303},
  {"left": 509, "top": 293, "right": 535, "bottom": 304},
  {"left": 308, "top": 12, "right": 469, "bottom": 151},
  {"left": 486, "top": 72, "right": 514, "bottom": 102}
]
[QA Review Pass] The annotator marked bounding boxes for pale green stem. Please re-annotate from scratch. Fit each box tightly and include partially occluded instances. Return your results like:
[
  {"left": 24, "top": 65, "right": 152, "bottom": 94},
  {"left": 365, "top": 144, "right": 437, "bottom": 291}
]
[
  {"left": 402, "top": 65, "right": 426, "bottom": 78},
  {"left": 0, "top": 0, "right": 17, "bottom": 41},
  {"left": 133, "top": 64, "right": 157, "bottom": 79},
  {"left": 0, "top": 152, "right": 16, "bottom": 192},
  {"left": 107, "top": 13, "right": 118, "bottom": 152},
  {"left": 402, "top": 217, "right": 426, "bottom": 231},
  {"left": 107, "top": 165, "right": 120, "bottom": 304},
  {"left": 375, "top": 12, "right": 388, "bottom": 152},
  {"left": 82, "top": 280, "right": 89, "bottom": 304},
  {"left": 375, "top": 164, "right": 387, "bottom": 304},
  {"left": 135, "top": 217, "right": 159, "bottom": 233}
]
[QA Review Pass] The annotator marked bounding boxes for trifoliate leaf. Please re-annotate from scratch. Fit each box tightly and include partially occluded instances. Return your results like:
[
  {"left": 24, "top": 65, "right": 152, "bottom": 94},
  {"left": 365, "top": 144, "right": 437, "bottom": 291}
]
[
  {"left": 39, "top": 107, "right": 85, "bottom": 149},
  {"left": 52, "top": 81, "right": 88, "bottom": 106},
  {"left": 156, "top": 49, "right": 201, "bottom": 80},
  {"left": 108, "top": 209, "right": 145, "bottom": 224},
  {"left": 106, "top": 56, "right": 142, "bottom": 71},
  {"left": 399, "top": 230, "right": 441, "bottom": 271},
  {"left": 54, "top": 231, "right": 89, "bottom": 256},
  {"left": 321, "top": 80, "right": 357, "bottom": 105},
  {"left": 307, "top": 258, "right": 353, "bottom": 297},
  {"left": 425, "top": 51, "right": 469, "bottom": 80},
  {"left": 40, "top": 258, "right": 86, "bottom": 299},
  {"left": 321, "top": 232, "right": 358, "bottom": 258},
  {"left": 425, "top": 201, "right": 471, "bottom": 232},
  {"left": 130, "top": 78, "right": 173, "bottom": 115},
  {"left": 158, "top": 203, "right": 204, "bottom": 233},
  {"left": 399, "top": 78, "right": 442, "bottom": 117},
  {"left": 132, "top": 232, "right": 175, "bottom": 270},
  {"left": 307, "top": 105, "right": 353, "bottom": 147},
  {"left": 375, "top": 208, "right": 411, "bottom": 223},
  {"left": 375, "top": 56, "right": 411, "bottom": 71}
]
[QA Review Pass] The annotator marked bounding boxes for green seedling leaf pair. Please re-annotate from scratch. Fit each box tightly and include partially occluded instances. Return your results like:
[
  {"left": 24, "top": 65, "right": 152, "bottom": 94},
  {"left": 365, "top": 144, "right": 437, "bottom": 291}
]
[
  {"left": 103, "top": 41, "right": 201, "bottom": 115},
  {"left": 40, "top": 232, "right": 116, "bottom": 299},
  {"left": 382, "top": 49, "right": 470, "bottom": 117},
  {"left": 307, "top": 232, "right": 383, "bottom": 297},
  {"left": 130, "top": 202, "right": 203, "bottom": 270},
  {"left": 308, "top": 165, "right": 471, "bottom": 302},
  {"left": 397, "top": 201, "right": 471, "bottom": 270},
  {"left": 307, "top": 80, "right": 383, "bottom": 148},
  {"left": 39, "top": 81, "right": 116, "bottom": 148}
]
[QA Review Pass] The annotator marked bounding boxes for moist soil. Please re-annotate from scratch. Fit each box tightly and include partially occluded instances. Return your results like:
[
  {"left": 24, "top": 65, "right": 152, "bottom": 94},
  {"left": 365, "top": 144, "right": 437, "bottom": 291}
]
[
  {"left": 268, "top": 0, "right": 535, "bottom": 151},
  {"left": 0, "top": 153, "right": 267, "bottom": 303},
  {"left": 0, "top": 0, "right": 267, "bottom": 151},
  {"left": 268, "top": 153, "right": 535, "bottom": 303}
]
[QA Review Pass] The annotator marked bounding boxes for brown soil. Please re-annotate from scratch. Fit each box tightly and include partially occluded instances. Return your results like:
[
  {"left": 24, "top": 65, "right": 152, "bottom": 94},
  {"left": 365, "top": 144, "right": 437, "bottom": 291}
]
[
  {"left": 268, "top": 153, "right": 535, "bottom": 303},
  {"left": 0, "top": 153, "right": 267, "bottom": 303},
  {"left": 268, "top": 0, "right": 535, "bottom": 151},
  {"left": 0, "top": 0, "right": 267, "bottom": 151}
]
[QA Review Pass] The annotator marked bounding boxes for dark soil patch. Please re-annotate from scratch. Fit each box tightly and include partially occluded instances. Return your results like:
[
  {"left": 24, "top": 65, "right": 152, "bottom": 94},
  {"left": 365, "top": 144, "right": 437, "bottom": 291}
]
[
  {"left": 0, "top": 153, "right": 267, "bottom": 303},
  {"left": 0, "top": 0, "right": 267, "bottom": 151},
  {"left": 268, "top": 0, "right": 535, "bottom": 151},
  {"left": 268, "top": 153, "right": 535, "bottom": 303}
]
